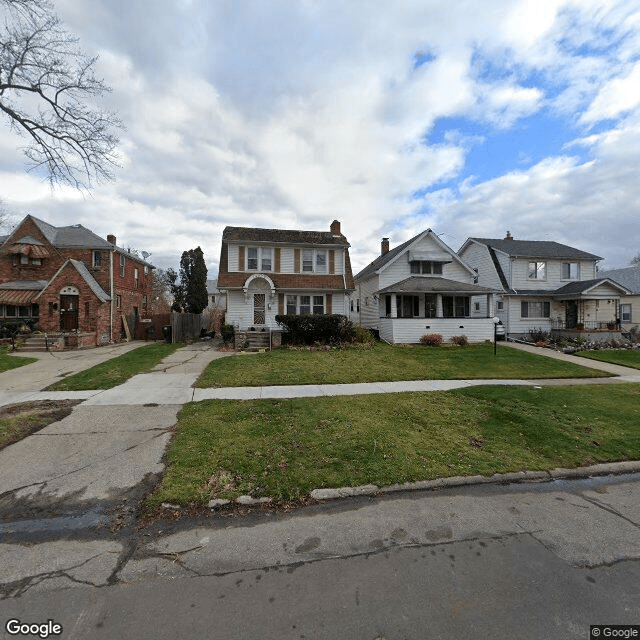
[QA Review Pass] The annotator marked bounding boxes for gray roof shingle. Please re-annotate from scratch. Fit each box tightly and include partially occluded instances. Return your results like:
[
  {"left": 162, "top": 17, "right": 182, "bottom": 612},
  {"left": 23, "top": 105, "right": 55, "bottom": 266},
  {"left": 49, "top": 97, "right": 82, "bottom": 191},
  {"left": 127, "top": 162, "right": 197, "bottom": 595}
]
[
  {"left": 603, "top": 266, "right": 640, "bottom": 294},
  {"left": 222, "top": 226, "right": 350, "bottom": 247},
  {"left": 469, "top": 238, "right": 602, "bottom": 260}
]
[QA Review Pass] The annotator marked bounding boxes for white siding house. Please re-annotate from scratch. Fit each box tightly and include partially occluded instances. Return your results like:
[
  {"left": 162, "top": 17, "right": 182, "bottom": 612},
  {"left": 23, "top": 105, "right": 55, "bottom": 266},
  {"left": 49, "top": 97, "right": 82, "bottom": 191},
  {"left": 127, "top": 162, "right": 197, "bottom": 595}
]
[
  {"left": 354, "top": 231, "right": 497, "bottom": 344},
  {"left": 217, "top": 220, "right": 355, "bottom": 331},
  {"left": 458, "top": 233, "right": 630, "bottom": 339}
]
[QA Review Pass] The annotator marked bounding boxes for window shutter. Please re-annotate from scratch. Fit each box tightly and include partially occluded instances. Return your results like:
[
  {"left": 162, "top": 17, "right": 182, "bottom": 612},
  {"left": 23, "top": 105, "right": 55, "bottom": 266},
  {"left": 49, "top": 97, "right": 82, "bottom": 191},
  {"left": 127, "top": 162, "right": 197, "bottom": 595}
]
[
  {"left": 544, "top": 301, "right": 550, "bottom": 317},
  {"left": 274, "top": 247, "right": 281, "bottom": 272},
  {"left": 278, "top": 293, "right": 284, "bottom": 315},
  {"left": 329, "top": 250, "right": 335, "bottom": 274},
  {"left": 238, "top": 246, "right": 245, "bottom": 272},
  {"left": 294, "top": 248, "right": 301, "bottom": 273},
  {"left": 326, "top": 293, "right": 332, "bottom": 314}
]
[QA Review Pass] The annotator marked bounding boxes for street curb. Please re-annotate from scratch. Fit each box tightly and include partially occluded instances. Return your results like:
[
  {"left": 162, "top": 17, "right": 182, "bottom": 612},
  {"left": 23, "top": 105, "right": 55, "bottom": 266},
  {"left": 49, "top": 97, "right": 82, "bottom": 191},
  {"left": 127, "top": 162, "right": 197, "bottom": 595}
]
[{"left": 308, "top": 461, "right": 640, "bottom": 501}]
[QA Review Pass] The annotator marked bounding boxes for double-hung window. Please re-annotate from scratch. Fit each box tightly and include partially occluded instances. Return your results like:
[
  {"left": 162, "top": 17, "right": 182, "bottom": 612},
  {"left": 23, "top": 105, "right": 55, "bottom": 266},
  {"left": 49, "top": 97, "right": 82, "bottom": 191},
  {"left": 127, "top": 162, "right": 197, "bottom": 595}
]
[
  {"left": 620, "top": 304, "right": 632, "bottom": 323},
  {"left": 302, "top": 249, "right": 328, "bottom": 273},
  {"left": 521, "top": 301, "right": 550, "bottom": 318},
  {"left": 247, "top": 247, "right": 272, "bottom": 271},
  {"left": 410, "top": 261, "right": 443, "bottom": 275},
  {"left": 285, "top": 294, "right": 325, "bottom": 315},
  {"left": 528, "top": 262, "right": 546, "bottom": 280},
  {"left": 442, "top": 296, "right": 470, "bottom": 318},
  {"left": 562, "top": 262, "right": 579, "bottom": 279},
  {"left": 93, "top": 251, "right": 103, "bottom": 268}
]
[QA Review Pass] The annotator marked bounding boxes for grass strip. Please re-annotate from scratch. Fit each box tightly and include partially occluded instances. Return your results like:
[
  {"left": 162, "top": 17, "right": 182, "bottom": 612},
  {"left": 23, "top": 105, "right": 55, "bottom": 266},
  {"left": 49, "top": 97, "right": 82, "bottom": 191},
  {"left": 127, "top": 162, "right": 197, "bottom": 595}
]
[
  {"left": 0, "top": 346, "right": 37, "bottom": 372},
  {"left": 577, "top": 348, "right": 640, "bottom": 370},
  {"left": 46, "top": 342, "right": 184, "bottom": 391},
  {"left": 196, "top": 343, "right": 609, "bottom": 388},
  {"left": 148, "top": 383, "right": 640, "bottom": 507}
]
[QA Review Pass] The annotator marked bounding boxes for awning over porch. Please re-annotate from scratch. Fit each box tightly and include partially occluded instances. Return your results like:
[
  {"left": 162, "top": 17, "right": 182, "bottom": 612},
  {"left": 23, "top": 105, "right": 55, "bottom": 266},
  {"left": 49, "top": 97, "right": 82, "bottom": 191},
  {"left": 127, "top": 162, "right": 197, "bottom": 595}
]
[
  {"left": 0, "top": 280, "right": 48, "bottom": 304},
  {"left": 376, "top": 276, "right": 494, "bottom": 295}
]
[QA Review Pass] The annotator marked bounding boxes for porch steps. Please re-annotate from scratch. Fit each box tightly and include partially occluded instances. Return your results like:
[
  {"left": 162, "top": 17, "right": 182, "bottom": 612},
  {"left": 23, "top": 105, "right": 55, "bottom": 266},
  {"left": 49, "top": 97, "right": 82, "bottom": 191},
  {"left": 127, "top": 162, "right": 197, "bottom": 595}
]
[
  {"left": 243, "top": 331, "right": 271, "bottom": 351},
  {"left": 17, "top": 336, "right": 49, "bottom": 352}
]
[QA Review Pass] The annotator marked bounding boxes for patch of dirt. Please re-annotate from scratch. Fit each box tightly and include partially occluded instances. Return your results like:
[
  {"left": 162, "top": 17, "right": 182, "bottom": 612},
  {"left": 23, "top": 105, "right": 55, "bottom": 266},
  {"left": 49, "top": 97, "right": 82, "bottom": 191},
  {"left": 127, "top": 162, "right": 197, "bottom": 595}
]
[{"left": 0, "top": 400, "right": 82, "bottom": 451}]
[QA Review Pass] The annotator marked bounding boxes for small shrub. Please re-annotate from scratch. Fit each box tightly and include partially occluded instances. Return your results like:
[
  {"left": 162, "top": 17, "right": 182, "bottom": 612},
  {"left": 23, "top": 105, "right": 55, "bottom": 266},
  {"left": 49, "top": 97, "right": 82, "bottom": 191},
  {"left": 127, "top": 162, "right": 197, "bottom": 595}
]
[
  {"left": 451, "top": 335, "right": 468, "bottom": 347},
  {"left": 420, "top": 333, "right": 443, "bottom": 347},
  {"left": 528, "top": 327, "right": 550, "bottom": 343},
  {"left": 350, "top": 325, "right": 376, "bottom": 345},
  {"left": 275, "top": 314, "right": 352, "bottom": 345}
]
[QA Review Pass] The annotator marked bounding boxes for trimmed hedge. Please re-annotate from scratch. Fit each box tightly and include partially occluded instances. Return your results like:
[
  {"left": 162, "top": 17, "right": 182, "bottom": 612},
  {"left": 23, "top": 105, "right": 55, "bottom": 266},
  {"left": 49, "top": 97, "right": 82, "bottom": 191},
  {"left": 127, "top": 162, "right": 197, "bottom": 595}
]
[{"left": 275, "top": 314, "right": 353, "bottom": 345}]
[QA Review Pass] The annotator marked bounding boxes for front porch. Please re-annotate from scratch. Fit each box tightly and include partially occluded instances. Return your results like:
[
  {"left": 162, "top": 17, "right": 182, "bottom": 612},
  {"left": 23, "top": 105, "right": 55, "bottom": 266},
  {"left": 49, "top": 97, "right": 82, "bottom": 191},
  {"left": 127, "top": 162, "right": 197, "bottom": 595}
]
[{"left": 379, "top": 316, "right": 497, "bottom": 344}]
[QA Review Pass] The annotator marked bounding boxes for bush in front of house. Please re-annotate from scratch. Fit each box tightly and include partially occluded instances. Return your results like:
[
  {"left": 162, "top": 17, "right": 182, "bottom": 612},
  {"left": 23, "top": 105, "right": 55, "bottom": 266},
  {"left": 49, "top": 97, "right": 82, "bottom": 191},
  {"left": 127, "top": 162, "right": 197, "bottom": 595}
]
[
  {"left": 420, "top": 333, "right": 443, "bottom": 346},
  {"left": 451, "top": 335, "right": 468, "bottom": 346},
  {"left": 350, "top": 325, "right": 376, "bottom": 345},
  {"left": 528, "top": 327, "right": 550, "bottom": 344},
  {"left": 275, "top": 314, "right": 353, "bottom": 345}
]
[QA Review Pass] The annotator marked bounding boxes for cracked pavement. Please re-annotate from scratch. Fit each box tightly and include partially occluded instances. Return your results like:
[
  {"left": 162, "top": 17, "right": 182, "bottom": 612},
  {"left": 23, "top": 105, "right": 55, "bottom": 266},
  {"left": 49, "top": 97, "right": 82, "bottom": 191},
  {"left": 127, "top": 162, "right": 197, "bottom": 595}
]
[{"left": 1, "top": 342, "right": 639, "bottom": 638}]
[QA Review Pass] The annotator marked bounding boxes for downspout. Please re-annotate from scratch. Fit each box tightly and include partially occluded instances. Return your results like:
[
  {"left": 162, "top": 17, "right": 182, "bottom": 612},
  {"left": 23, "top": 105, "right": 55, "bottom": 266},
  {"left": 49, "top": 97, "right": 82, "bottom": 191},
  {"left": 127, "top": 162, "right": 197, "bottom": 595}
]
[{"left": 110, "top": 248, "right": 114, "bottom": 343}]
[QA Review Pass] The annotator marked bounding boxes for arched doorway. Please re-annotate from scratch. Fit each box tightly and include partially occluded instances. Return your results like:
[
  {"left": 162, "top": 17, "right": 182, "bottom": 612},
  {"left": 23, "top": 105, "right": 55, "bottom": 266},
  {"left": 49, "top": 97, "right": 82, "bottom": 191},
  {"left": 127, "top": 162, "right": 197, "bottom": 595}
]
[{"left": 60, "top": 286, "right": 79, "bottom": 331}]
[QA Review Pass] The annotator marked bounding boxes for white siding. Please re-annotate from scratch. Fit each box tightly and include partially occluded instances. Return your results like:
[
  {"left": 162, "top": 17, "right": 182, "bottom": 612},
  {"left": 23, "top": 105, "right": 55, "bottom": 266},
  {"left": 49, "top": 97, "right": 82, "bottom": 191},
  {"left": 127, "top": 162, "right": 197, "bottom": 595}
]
[
  {"left": 379, "top": 317, "right": 495, "bottom": 344},
  {"left": 511, "top": 258, "right": 599, "bottom": 290},
  {"left": 355, "top": 275, "right": 380, "bottom": 328},
  {"left": 460, "top": 242, "right": 505, "bottom": 290}
]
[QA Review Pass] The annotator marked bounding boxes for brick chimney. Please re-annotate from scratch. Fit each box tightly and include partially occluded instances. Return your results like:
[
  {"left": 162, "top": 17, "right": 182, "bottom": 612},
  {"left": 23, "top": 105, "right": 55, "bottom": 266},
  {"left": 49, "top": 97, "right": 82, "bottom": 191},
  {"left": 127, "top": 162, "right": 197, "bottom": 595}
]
[
  {"left": 504, "top": 230, "right": 513, "bottom": 240},
  {"left": 330, "top": 220, "right": 341, "bottom": 236},
  {"left": 107, "top": 234, "right": 116, "bottom": 245},
  {"left": 381, "top": 237, "right": 390, "bottom": 255}
]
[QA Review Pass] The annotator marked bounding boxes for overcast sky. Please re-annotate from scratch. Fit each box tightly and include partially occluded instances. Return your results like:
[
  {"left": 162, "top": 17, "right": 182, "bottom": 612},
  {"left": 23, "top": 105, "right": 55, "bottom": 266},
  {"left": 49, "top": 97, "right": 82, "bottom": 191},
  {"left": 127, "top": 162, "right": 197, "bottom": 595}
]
[{"left": 1, "top": 0, "right": 640, "bottom": 275}]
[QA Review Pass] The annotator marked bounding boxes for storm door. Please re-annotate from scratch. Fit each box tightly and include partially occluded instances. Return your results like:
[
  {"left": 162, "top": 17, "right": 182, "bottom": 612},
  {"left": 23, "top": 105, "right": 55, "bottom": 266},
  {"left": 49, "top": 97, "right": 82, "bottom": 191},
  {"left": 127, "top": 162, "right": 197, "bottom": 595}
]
[
  {"left": 565, "top": 301, "right": 578, "bottom": 329},
  {"left": 253, "top": 294, "right": 266, "bottom": 324}
]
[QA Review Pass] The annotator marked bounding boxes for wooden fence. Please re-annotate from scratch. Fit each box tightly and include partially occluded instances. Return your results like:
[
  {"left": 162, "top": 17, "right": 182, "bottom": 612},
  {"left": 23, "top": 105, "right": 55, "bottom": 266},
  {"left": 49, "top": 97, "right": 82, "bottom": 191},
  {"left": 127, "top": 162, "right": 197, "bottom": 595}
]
[{"left": 171, "top": 312, "right": 202, "bottom": 343}]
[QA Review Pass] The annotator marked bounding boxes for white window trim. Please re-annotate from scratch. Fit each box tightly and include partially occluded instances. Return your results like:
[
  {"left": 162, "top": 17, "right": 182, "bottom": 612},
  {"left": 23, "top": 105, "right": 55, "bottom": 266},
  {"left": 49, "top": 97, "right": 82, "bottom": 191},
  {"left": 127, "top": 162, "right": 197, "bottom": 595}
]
[
  {"left": 620, "top": 304, "right": 632, "bottom": 323},
  {"left": 285, "top": 293, "right": 325, "bottom": 315},
  {"left": 528, "top": 261, "right": 547, "bottom": 280},
  {"left": 561, "top": 262, "right": 580, "bottom": 280},
  {"left": 301, "top": 249, "right": 328, "bottom": 273},
  {"left": 247, "top": 246, "right": 273, "bottom": 272}
]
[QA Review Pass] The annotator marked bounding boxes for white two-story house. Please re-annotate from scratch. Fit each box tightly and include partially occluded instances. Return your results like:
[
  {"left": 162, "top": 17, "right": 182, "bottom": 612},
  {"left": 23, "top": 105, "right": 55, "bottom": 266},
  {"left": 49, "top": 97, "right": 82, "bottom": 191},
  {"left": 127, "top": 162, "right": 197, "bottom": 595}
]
[
  {"left": 458, "top": 232, "right": 630, "bottom": 339},
  {"left": 353, "top": 229, "right": 496, "bottom": 344},
  {"left": 217, "top": 220, "right": 355, "bottom": 331}
]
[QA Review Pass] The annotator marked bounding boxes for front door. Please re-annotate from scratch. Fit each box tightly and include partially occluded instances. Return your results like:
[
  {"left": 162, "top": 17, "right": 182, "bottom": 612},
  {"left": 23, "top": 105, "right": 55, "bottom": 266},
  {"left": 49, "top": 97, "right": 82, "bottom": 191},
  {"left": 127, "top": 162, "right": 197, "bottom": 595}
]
[
  {"left": 253, "top": 294, "right": 266, "bottom": 324},
  {"left": 60, "top": 295, "right": 79, "bottom": 330},
  {"left": 566, "top": 301, "right": 578, "bottom": 329}
]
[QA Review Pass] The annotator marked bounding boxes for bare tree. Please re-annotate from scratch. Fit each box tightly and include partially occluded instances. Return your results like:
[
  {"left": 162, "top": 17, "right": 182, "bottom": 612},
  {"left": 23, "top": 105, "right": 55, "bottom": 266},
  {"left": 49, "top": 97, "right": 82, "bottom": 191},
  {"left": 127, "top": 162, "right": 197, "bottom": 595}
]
[
  {"left": 631, "top": 253, "right": 640, "bottom": 267},
  {"left": 0, "top": 0, "right": 121, "bottom": 188}
]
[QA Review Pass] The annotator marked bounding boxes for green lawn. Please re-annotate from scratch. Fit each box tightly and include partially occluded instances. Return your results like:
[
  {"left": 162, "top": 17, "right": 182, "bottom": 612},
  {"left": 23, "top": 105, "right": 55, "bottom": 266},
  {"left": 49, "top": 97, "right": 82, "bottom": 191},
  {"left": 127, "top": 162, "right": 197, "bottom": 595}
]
[
  {"left": 148, "top": 383, "right": 640, "bottom": 507},
  {"left": 577, "top": 348, "right": 640, "bottom": 370},
  {"left": 0, "top": 346, "right": 37, "bottom": 372},
  {"left": 46, "top": 342, "right": 184, "bottom": 390},
  {"left": 195, "top": 343, "right": 609, "bottom": 388}
]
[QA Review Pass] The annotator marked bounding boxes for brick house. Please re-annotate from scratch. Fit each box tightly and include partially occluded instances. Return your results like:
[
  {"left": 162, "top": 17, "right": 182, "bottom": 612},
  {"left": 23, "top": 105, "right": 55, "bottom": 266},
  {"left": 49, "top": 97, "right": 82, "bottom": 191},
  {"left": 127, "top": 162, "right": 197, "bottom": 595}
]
[
  {"left": 0, "top": 215, "right": 154, "bottom": 346},
  {"left": 217, "top": 220, "right": 355, "bottom": 335}
]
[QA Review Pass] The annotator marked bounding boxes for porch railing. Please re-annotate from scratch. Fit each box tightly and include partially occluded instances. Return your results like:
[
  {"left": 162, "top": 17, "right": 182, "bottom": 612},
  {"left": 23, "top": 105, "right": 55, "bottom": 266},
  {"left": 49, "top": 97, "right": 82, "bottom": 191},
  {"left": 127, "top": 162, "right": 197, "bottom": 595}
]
[{"left": 551, "top": 320, "right": 620, "bottom": 331}]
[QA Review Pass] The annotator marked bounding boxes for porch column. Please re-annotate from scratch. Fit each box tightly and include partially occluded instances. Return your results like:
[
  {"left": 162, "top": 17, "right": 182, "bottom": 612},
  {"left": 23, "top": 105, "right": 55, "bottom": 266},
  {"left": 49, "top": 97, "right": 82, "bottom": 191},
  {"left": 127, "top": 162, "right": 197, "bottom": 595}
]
[
  {"left": 486, "top": 293, "right": 493, "bottom": 318},
  {"left": 390, "top": 294, "right": 398, "bottom": 319},
  {"left": 436, "top": 294, "right": 443, "bottom": 318}
]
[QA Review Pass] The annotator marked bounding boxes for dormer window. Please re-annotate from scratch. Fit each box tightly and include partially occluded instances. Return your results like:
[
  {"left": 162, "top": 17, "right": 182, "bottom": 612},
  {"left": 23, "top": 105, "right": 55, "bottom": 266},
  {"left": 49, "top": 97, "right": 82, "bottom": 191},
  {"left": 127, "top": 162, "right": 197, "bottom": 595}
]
[{"left": 410, "top": 261, "right": 443, "bottom": 275}]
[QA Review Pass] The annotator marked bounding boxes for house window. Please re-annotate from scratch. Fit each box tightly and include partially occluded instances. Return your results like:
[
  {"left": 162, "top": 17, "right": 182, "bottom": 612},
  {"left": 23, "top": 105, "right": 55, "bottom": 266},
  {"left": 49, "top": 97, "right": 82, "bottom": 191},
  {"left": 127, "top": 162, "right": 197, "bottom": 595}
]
[
  {"left": 20, "top": 254, "right": 29, "bottom": 265},
  {"left": 474, "top": 302, "right": 480, "bottom": 312},
  {"left": 134, "top": 268, "right": 139, "bottom": 288},
  {"left": 142, "top": 295, "right": 148, "bottom": 309},
  {"left": 396, "top": 295, "right": 419, "bottom": 318},
  {"left": 562, "top": 262, "right": 580, "bottom": 279},
  {"left": 442, "top": 296, "right": 470, "bottom": 318},
  {"left": 410, "top": 261, "right": 443, "bottom": 275},
  {"left": 299, "top": 295, "right": 311, "bottom": 315},
  {"left": 350, "top": 299, "right": 354, "bottom": 312},
  {"left": 247, "top": 247, "right": 272, "bottom": 271},
  {"left": 302, "top": 250, "right": 313, "bottom": 272},
  {"left": 5, "top": 305, "right": 17, "bottom": 317},
  {"left": 497, "top": 301, "right": 504, "bottom": 310},
  {"left": 285, "top": 294, "right": 325, "bottom": 315},
  {"left": 19, "top": 306, "right": 30, "bottom": 316},
  {"left": 93, "top": 251, "right": 102, "bottom": 268},
  {"left": 521, "top": 301, "right": 550, "bottom": 318},
  {"left": 31, "top": 258, "right": 42, "bottom": 266},
  {"left": 144, "top": 265, "right": 149, "bottom": 275},
  {"left": 528, "top": 262, "right": 546, "bottom": 280},
  {"left": 356, "top": 299, "right": 360, "bottom": 313},
  {"left": 620, "top": 304, "right": 632, "bottom": 322},
  {"left": 120, "top": 254, "right": 125, "bottom": 277},
  {"left": 115, "top": 294, "right": 122, "bottom": 308},
  {"left": 315, "top": 251, "right": 327, "bottom": 273}
]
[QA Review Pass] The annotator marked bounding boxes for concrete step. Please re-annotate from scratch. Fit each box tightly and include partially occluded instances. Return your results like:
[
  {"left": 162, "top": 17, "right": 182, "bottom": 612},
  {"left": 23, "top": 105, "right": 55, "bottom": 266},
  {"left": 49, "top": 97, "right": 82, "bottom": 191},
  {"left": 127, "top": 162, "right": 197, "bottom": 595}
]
[{"left": 18, "top": 336, "right": 50, "bottom": 351}]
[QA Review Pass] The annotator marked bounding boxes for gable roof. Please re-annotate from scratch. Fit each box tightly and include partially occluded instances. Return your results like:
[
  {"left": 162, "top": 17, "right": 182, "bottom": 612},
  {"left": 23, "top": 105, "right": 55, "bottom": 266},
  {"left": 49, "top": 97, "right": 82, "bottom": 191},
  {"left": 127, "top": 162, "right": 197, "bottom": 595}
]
[
  {"left": 603, "top": 266, "right": 640, "bottom": 294},
  {"left": 356, "top": 229, "right": 473, "bottom": 280},
  {"left": 552, "top": 278, "right": 630, "bottom": 296},
  {"left": 466, "top": 237, "right": 602, "bottom": 261},
  {"left": 376, "top": 276, "right": 494, "bottom": 295},
  {"left": 35, "top": 259, "right": 111, "bottom": 302},
  {"left": 222, "top": 226, "right": 350, "bottom": 247}
]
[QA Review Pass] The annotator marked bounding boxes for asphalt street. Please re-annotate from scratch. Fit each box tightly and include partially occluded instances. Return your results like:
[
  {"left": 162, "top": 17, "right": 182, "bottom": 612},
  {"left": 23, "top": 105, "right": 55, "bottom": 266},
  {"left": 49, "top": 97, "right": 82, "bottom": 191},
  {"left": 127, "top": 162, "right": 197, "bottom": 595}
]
[{"left": 0, "top": 341, "right": 639, "bottom": 639}]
